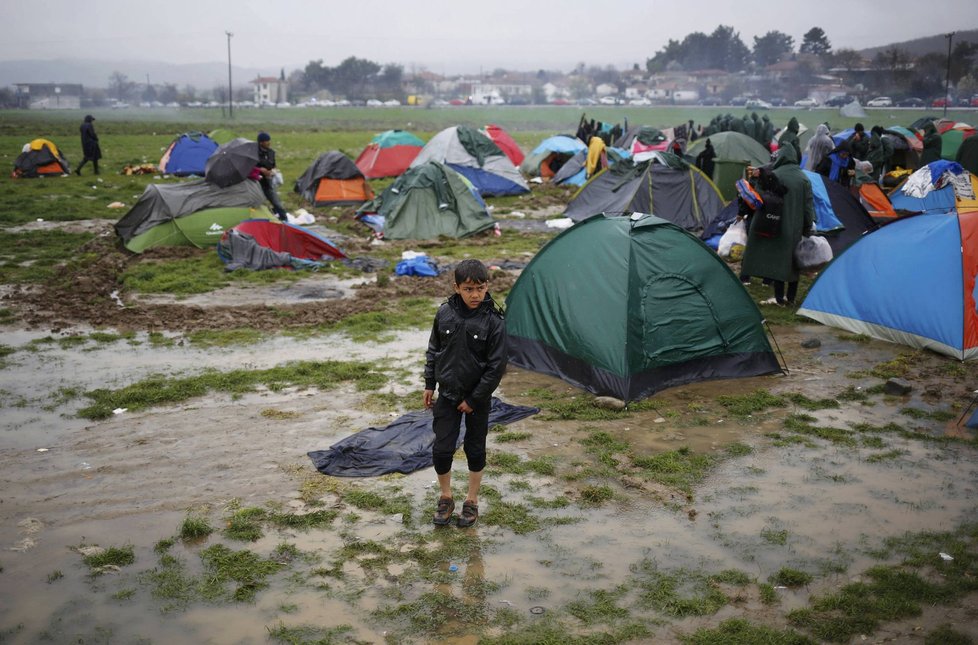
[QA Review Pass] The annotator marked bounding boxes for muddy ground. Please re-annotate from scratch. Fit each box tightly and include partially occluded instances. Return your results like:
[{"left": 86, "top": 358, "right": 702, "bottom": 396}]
[{"left": 1, "top": 213, "right": 977, "bottom": 644}]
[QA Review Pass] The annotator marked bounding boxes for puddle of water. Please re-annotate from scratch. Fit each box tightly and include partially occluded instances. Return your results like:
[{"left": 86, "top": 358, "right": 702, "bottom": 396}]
[
  {"left": 1, "top": 320, "right": 976, "bottom": 642},
  {"left": 133, "top": 274, "right": 372, "bottom": 307}
]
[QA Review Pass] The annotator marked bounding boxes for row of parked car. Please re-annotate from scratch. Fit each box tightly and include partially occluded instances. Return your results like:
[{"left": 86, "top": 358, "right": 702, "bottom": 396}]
[{"left": 722, "top": 94, "right": 978, "bottom": 109}]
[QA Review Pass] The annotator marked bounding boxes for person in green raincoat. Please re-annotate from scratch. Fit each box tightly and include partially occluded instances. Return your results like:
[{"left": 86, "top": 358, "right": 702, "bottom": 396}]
[
  {"left": 778, "top": 117, "right": 802, "bottom": 160},
  {"left": 866, "top": 126, "right": 893, "bottom": 181},
  {"left": 743, "top": 114, "right": 756, "bottom": 141},
  {"left": 920, "top": 122, "right": 943, "bottom": 166},
  {"left": 740, "top": 145, "right": 815, "bottom": 307},
  {"left": 761, "top": 115, "right": 775, "bottom": 151}
]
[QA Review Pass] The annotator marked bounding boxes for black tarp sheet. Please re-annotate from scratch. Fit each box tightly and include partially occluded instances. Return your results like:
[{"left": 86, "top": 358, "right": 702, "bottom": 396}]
[{"left": 307, "top": 397, "right": 539, "bottom": 477}]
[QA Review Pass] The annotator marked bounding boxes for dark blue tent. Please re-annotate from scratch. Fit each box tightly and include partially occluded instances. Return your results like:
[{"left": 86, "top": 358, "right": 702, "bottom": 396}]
[{"left": 160, "top": 132, "right": 219, "bottom": 177}]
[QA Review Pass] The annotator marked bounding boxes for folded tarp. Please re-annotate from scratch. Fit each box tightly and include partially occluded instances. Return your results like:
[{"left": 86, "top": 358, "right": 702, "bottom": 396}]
[{"left": 308, "top": 398, "right": 539, "bottom": 477}]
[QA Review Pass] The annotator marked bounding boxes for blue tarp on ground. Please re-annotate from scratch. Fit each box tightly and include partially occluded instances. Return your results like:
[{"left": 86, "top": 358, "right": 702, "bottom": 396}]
[{"left": 307, "top": 398, "right": 539, "bottom": 477}]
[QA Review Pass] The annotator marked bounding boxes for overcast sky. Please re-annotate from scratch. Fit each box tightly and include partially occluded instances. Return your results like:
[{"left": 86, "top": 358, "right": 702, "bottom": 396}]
[{"left": 4, "top": 0, "right": 976, "bottom": 75}]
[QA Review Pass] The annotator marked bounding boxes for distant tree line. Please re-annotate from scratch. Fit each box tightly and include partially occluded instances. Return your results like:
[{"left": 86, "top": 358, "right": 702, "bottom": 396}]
[{"left": 294, "top": 56, "right": 404, "bottom": 100}]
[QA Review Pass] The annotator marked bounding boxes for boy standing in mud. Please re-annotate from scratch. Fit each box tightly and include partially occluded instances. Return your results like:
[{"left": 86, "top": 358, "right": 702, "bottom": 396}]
[{"left": 423, "top": 259, "right": 507, "bottom": 528}]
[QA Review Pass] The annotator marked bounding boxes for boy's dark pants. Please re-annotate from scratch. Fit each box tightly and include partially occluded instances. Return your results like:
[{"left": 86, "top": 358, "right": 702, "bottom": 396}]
[{"left": 432, "top": 396, "right": 489, "bottom": 476}]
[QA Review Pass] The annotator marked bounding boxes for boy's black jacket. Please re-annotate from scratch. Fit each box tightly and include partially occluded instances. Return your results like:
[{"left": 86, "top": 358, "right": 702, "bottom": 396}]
[{"left": 424, "top": 293, "right": 507, "bottom": 406}]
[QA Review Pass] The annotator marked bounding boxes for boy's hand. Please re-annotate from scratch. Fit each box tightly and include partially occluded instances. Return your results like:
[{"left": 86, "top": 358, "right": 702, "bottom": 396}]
[
  {"left": 457, "top": 400, "right": 473, "bottom": 414},
  {"left": 423, "top": 389, "right": 434, "bottom": 409}
]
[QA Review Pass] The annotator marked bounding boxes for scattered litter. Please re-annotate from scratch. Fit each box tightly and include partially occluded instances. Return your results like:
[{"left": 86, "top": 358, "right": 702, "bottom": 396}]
[
  {"left": 529, "top": 177, "right": 543, "bottom": 183},
  {"left": 401, "top": 250, "right": 426, "bottom": 260},
  {"left": 388, "top": 513, "right": 403, "bottom": 524},
  {"left": 654, "top": 417, "right": 666, "bottom": 423},
  {"left": 774, "top": 585, "right": 787, "bottom": 589},
  {"left": 36, "top": 448, "right": 49, "bottom": 452},
  {"left": 530, "top": 606, "right": 546, "bottom": 615},
  {"left": 448, "top": 563, "right": 459, "bottom": 572},
  {"left": 97, "top": 178, "right": 104, "bottom": 183},
  {"left": 509, "top": 211, "right": 526, "bottom": 218},
  {"left": 109, "top": 290, "right": 125, "bottom": 308},
  {"left": 75, "top": 545, "right": 104, "bottom": 558},
  {"left": 36, "top": 218, "right": 44, "bottom": 222},
  {"left": 545, "top": 217, "right": 574, "bottom": 229},
  {"left": 107, "top": 201, "right": 126, "bottom": 209},
  {"left": 285, "top": 210, "right": 316, "bottom": 225},
  {"left": 79, "top": 462, "right": 92, "bottom": 470},
  {"left": 939, "top": 552, "right": 954, "bottom": 561},
  {"left": 112, "top": 408, "right": 127, "bottom": 415},
  {"left": 498, "top": 600, "right": 514, "bottom": 606}
]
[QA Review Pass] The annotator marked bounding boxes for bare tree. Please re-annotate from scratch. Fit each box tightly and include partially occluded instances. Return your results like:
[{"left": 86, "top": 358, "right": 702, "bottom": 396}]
[{"left": 108, "top": 71, "right": 136, "bottom": 102}]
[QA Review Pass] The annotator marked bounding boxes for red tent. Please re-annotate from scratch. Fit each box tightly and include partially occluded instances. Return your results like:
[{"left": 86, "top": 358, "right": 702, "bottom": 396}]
[
  {"left": 484, "top": 124, "right": 524, "bottom": 166},
  {"left": 228, "top": 219, "right": 346, "bottom": 260}
]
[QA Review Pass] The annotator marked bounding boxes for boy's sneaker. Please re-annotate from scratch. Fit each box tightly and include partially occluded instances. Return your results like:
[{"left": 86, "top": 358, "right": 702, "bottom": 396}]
[
  {"left": 433, "top": 497, "right": 455, "bottom": 525},
  {"left": 456, "top": 501, "right": 479, "bottom": 528}
]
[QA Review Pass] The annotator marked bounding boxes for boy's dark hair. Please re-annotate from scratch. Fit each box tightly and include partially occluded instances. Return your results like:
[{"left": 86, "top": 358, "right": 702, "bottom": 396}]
[
  {"left": 854, "top": 123, "right": 864, "bottom": 133},
  {"left": 454, "top": 259, "right": 489, "bottom": 285}
]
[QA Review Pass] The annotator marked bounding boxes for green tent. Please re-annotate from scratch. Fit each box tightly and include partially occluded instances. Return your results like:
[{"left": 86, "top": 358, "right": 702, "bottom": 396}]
[
  {"left": 685, "top": 132, "right": 771, "bottom": 201},
  {"left": 115, "top": 179, "right": 275, "bottom": 253},
  {"left": 941, "top": 129, "right": 966, "bottom": 161},
  {"left": 355, "top": 161, "right": 495, "bottom": 240},
  {"left": 506, "top": 213, "right": 781, "bottom": 401}
]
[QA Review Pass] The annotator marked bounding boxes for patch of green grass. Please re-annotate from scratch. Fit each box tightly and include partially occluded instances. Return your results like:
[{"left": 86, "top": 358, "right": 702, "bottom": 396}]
[
  {"left": 535, "top": 396, "right": 632, "bottom": 421},
  {"left": 187, "top": 328, "right": 267, "bottom": 348},
  {"left": 770, "top": 567, "right": 813, "bottom": 587},
  {"left": 0, "top": 230, "right": 96, "bottom": 284},
  {"left": 154, "top": 537, "right": 175, "bottom": 553},
  {"left": 46, "top": 570, "right": 64, "bottom": 583},
  {"left": 267, "top": 509, "right": 339, "bottom": 530},
  {"left": 112, "top": 588, "right": 136, "bottom": 601},
  {"left": 724, "top": 442, "right": 753, "bottom": 457},
  {"left": 631, "top": 560, "right": 728, "bottom": 617},
  {"left": 480, "top": 616, "right": 649, "bottom": 644},
  {"left": 682, "top": 618, "right": 816, "bottom": 645},
  {"left": 709, "top": 569, "right": 751, "bottom": 586},
  {"left": 782, "top": 415, "right": 856, "bottom": 446},
  {"left": 223, "top": 507, "right": 267, "bottom": 542},
  {"left": 717, "top": 389, "right": 785, "bottom": 417},
  {"left": 759, "top": 583, "right": 778, "bottom": 605},
  {"left": 785, "top": 392, "right": 840, "bottom": 411},
  {"left": 78, "top": 359, "right": 386, "bottom": 419},
  {"left": 494, "top": 431, "right": 532, "bottom": 443},
  {"left": 565, "top": 587, "right": 630, "bottom": 625},
  {"left": 81, "top": 545, "right": 135, "bottom": 574},
  {"left": 180, "top": 516, "right": 213, "bottom": 541},
  {"left": 327, "top": 297, "right": 437, "bottom": 342},
  {"left": 860, "top": 436, "right": 886, "bottom": 449},
  {"left": 488, "top": 452, "right": 556, "bottom": 476},
  {"left": 265, "top": 622, "right": 357, "bottom": 644},
  {"left": 372, "top": 591, "right": 488, "bottom": 636},
  {"left": 631, "top": 447, "right": 715, "bottom": 494},
  {"left": 900, "top": 407, "right": 956, "bottom": 422},
  {"left": 482, "top": 500, "right": 541, "bottom": 535},
  {"left": 199, "top": 544, "right": 285, "bottom": 603},
  {"left": 527, "top": 495, "right": 571, "bottom": 509},
  {"left": 147, "top": 331, "right": 176, "bottom": 347},
  {"left": 580, "top": 485, "right": 615, "bottom": 506},
  {"left": 761, "top": 527, "right": 790, "bottom": 546},
  {"left": 341, "top": 489, "right": 412, "bottom": 521}
]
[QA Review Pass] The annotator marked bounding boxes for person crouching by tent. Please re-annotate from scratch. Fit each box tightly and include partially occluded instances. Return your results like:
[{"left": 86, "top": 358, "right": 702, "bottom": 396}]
[
  {"left": 816, "top": 141, "right": 856, "bottom": 189},
  {"left": 75, "top": 115, "right": 101, "bottom": 176},
  {"left": 741, "top": 146, "right": 815, "bottom": 307},
  {"left": 424, "top": 259, "right": 508, "bottom": 528},
  {"left": 256, "top": 132, "right": 288, "bottom": 221}
]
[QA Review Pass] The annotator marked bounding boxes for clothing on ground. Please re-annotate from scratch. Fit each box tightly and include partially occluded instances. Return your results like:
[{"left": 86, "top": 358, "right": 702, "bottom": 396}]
[{"left": 306, "top": 398, "right": 539, "bottom": 477}]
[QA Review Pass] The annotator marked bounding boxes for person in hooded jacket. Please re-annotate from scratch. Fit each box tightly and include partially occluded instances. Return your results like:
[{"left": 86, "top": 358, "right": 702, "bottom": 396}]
[
  {"left": 424, "top": 259, "right": 507, "bottom": 528},
  {"left": 694, "top": 138, "right": 716, "bottom": 179},
  {"left": 741, "top": 145, "right": 816, "bottom": 307},
  {"left": 803, "top": 123, "right": 834, "bottom": 171},
  {"left": 920, "top": 122, "right": 943, "bottom": 166},
  {"left": 75, "top": 115, "right": 101, "bottom": 176},
  {"left": 866, "top": 126, "right": 893, "bottom": 182},
  {"left": 778, "top": 117, "right": 802, "bottom": 161}
]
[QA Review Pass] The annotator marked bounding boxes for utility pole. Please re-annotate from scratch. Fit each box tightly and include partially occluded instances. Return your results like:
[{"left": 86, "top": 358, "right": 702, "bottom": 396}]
[
  {"left": 944, "top": 32, "right": 954, "bottom": 118},
  {"left": 226, "top": 31, "right": 234, "bottom": 119}
]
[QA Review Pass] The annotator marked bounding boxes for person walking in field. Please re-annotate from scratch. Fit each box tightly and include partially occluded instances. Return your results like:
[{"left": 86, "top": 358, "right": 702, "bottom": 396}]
[
  {"left": 75, "top": 114, "right": 101, "bottom": 176},
  {"left": 424, "top": 259, "right": 507, "bottom": 528}
]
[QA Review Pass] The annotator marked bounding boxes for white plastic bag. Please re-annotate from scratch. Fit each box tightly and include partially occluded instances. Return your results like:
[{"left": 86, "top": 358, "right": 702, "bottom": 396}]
[
  {"left": 794, "top": 235, "right": 833, "bottom": 269},
  {"left": 271, "top": 168, "right": 284, "bottom": 188},
  {"left": 717, "top": 219, "right": 747, "bottom": 259}
]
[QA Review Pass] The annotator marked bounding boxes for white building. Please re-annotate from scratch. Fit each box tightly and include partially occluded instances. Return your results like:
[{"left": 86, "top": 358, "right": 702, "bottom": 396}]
[{"left": 252, "top": 76, "right": 289, "bottom": 105}]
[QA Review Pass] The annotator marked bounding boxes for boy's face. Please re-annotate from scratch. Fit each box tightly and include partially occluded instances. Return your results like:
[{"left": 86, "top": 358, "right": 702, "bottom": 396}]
[{"left": 454, "top": 279, "right": 488, "bottom": 310}]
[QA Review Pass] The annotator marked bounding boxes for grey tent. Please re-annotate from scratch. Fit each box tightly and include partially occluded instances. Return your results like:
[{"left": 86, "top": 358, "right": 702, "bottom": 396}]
[
  {"left": 563, "top": 153, "right": 726, "bottom": 232},
  {"left": 840, "top": 100, "right": 867, "bottom": 118},
  {"left": 294, "top": 151, "right": 373, "bottom": 206},
  {"left": 114, "top": 179, "right": 271, "bottom": 253}
]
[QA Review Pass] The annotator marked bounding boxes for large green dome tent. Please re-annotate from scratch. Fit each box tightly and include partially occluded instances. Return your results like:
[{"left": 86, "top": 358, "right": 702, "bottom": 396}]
[
  {"left": 506, "top": 213, "right": 781, "bottom": 401},
  {"left": 355, "top": 161, "right": 495, "bottom": 240}
]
